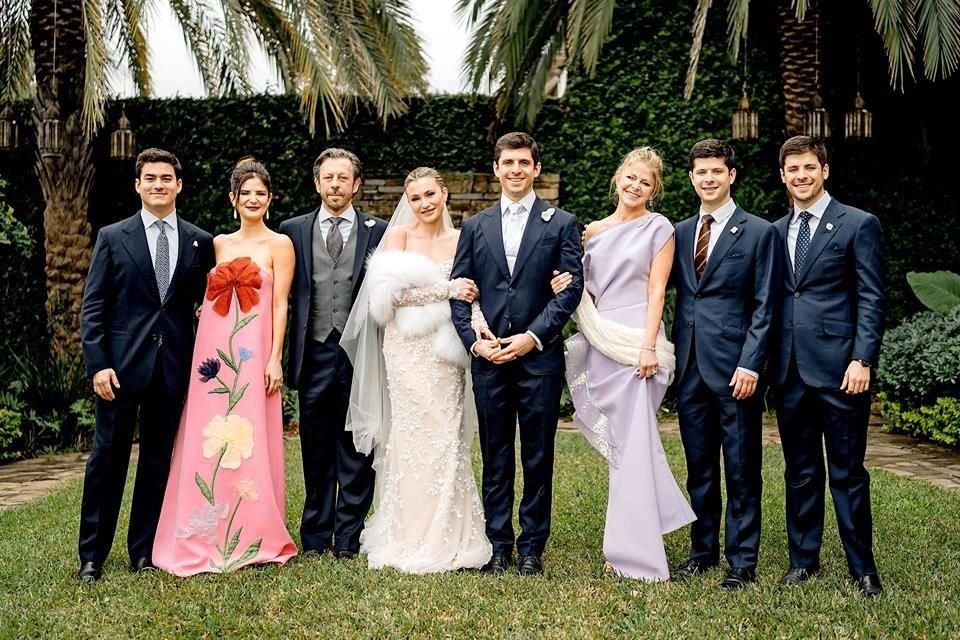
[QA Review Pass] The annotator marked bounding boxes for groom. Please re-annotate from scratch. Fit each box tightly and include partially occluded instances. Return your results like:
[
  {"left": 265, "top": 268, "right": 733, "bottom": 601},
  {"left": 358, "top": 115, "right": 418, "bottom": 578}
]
[
  {"left": 280, "top": 148, "right": 387, "bottom": 558},
  {"left": 451, "top": 132, "right": 583, "bottom": 576}
]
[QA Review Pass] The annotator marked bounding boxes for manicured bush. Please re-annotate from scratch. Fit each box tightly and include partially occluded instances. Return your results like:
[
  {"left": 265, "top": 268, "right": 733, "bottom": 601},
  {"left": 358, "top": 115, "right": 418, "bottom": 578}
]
[{"left": 879, "top": 395, "right": 960, "bottom": 448}]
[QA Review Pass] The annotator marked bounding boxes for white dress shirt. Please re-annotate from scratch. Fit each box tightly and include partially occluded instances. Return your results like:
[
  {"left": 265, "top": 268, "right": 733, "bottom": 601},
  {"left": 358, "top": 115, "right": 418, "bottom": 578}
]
[
  {"left": 317, "top": 204, "right": 356, "bottom": 244},
  {"left": 500, "top": 191, "right": 538, "bottom": 275},
  {"left": 693, "top": 199, "right": 758, "bottom": 380},
  {"left": 787, "top": 191, "right": 831, "bottom": 267},
  {"left": 140, "top": 209, "right": 179, "bottom": 284},
  {"left": 694, "top": 198, "right": 737, "bottom": 261}
]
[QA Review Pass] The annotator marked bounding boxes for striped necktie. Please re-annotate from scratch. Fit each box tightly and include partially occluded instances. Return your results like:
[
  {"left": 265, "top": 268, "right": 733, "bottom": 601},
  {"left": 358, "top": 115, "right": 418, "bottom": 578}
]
[{"left": 694, "top": 214, "right": 714, "bottom": 280}]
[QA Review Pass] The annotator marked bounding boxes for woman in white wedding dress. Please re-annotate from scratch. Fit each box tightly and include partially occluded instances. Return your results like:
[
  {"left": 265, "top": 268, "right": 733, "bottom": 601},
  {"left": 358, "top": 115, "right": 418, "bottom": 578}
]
[{"left": 341, "top": 167, "right": 492, "bottom": 573}]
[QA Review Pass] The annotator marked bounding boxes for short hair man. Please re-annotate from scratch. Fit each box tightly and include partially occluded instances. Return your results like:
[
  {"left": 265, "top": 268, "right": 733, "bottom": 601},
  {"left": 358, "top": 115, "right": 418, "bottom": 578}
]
[{"left": 772, "top": 135, "right": 886, "bottom": 597}]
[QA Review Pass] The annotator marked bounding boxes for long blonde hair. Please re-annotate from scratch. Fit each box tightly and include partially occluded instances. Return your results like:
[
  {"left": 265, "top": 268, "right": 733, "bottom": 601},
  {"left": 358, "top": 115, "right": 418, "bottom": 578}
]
[{"left": 609, "top": 147, "right": 664, "bottom": 205}]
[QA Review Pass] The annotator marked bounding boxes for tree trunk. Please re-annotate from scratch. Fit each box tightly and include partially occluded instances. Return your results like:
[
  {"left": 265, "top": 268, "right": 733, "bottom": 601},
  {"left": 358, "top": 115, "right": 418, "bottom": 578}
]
[
  {"left": 777, "top": 0, "right": 819, "bottom": 136},
  {"left": 31, "top": 0, "right": 94, "bottom": 357}
]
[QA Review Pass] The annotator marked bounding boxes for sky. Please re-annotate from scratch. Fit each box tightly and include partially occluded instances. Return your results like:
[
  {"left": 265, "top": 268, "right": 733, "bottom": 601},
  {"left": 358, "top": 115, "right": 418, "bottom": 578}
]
[{"left": 137, "top": 0, "right": 471, "bottom": 98}]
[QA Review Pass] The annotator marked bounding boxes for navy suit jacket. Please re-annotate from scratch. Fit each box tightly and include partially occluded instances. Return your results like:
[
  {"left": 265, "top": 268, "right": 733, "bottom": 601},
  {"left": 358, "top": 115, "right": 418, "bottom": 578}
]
[
  {"left": 279, "top": 207, "right": 387, "bottom": 389},
  {"left": 80, "top": 212, "right": 214, "bottom": 396},
  {"left": 450, "top": 197, "right": 583, "bottom": 376},
  {"left": 672, "top": 207, "right": 779, "bottom": 394},
  {"left": 772, "top": 199, "right": 886, "bottom": 388}
]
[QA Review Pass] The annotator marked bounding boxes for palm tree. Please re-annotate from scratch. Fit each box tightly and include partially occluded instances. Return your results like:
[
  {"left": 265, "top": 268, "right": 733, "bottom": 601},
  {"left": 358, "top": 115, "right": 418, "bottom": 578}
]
[
  {"left": 458, "top": 0, "right": 960, "bottom": 131},
  {"left": 0, "top": 0, "right": 427, "bottom": 354}
]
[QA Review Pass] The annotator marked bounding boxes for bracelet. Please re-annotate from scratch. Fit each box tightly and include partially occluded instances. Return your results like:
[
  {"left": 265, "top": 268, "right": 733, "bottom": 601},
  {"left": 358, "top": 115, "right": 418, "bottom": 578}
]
[{"left": 639, "top": 346, "right": 657, "bottom": 353}]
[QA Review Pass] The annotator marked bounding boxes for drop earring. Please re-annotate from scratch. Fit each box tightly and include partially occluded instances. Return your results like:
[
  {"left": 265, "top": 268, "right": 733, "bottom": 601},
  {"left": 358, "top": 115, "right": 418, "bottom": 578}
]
[
  {"left": 266, "top": 209, "right": 270, "bottom": 220},
  {"left": 233, "top": 209, "right": 238, "bottom": 220}
]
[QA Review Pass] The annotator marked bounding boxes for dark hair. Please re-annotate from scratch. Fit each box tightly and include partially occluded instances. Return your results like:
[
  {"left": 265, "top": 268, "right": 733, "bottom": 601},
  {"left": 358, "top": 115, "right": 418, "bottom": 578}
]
[
  {"left": 688, "top": 138, "right": 736, "bottom": 171},
  {"left": 230, "top": 160, "right": 271, "bottom": 199},
  {"left": 494, "top": 132, "right": 541, "bottom": 165},
  {"left": 313, "top": 148, "right": 363, "bottom": 182},
  {"left": 136, "top": 148, "right": 182, "bottom": 179},
  {"left": 779, "top": 135, "right": 829, "bottom": 168}
]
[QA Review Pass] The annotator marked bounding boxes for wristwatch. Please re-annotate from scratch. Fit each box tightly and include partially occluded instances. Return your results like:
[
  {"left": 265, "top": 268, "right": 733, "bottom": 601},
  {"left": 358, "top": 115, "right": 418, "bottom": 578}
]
[{"left": 856, "top": 359, "right": 872, "bottom": 368}]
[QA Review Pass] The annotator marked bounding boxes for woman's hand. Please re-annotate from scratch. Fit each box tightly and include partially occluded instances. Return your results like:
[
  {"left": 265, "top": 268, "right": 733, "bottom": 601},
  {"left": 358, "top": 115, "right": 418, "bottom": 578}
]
[
  {"left": 265, "top": 358, "right": 284, "bottom": 396},
  {"left": 448, "top": 277, "right": 478, "bottom": 302},
  {"left": 550, "top": 270, "right": 573, "bottom": 295},
  {"left": 635, "top": 348, "right": 659, "bottom": 379}
]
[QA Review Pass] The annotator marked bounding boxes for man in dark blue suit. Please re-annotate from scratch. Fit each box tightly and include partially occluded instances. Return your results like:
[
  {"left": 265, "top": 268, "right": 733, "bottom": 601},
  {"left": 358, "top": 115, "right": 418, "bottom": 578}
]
[
  {"left": 671, "top": 139, "right": 779, "bottom": 589},
  {"left": 280, "top": 149, "right": 386, "bottom": 558},
  {"left": 78, "top": 148, "right": 214, "bottom": 582},
  {"left": 772, "top": 136, "right": 886, "bottom": 597},
  {"left": 451, "top": 132, "right": 583, "bottom": 576}
]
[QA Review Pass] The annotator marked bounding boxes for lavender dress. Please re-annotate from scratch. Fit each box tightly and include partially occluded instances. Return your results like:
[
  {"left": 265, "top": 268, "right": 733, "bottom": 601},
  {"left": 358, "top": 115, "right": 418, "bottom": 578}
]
[{"left": 565, "top": 213, "right": 695, "bottom": 581}]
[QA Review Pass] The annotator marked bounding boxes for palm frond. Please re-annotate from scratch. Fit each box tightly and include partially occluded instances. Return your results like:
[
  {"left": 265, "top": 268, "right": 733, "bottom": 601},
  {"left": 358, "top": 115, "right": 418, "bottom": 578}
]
[
  {"left": 217, "top": 0, "right": 252, "bottom": 95},
  {"left": 726, "top": 0, "right": 749, "bottom": 63},
  {"left": 793, "top": 0, "right": 809, "bottom": 22},
  {"left": 566, "top": 0, "right": 615, "bottom": 75},
  {"left": 684, "top": 0, "right": 712, "bottom": 100},
  {"left": 80, "top": 0, "right": 111, "bottom": 136},
  {"left": 870, "top": 0, "right": 918, "bottom": 90},
  {"left": 166, "top": 0, "right": 249, "bottom": 96},
  {"left": 106, "top": 0, "right": 152, "bottom": 95},
  {"left": 917, "top": 0, "right": 960, "bottom": 79},
  {"left": 0, "top": 0, "right": 34, "bottom": 103}
]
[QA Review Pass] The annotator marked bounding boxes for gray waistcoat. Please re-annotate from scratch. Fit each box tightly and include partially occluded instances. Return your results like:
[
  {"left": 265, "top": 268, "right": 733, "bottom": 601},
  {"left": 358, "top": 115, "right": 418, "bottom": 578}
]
[{"left": 310, "top": 218, "right": 357, "bottom": 341}]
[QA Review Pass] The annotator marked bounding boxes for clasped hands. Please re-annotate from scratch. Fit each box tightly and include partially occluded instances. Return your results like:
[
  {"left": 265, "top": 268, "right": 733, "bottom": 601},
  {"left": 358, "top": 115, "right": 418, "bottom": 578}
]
[{"left": 474, "top": 326, "right": 536, "bottom": 364}]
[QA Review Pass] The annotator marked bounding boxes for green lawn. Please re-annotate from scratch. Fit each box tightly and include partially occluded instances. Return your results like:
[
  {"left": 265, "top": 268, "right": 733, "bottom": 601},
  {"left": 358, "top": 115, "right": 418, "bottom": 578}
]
[{"left": 1, "top": 432, "right": 959, "bottom": 639}]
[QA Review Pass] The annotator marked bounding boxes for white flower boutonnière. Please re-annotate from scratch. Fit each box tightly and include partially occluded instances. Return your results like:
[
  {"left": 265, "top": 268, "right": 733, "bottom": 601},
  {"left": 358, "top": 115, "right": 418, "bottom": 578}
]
[
  {"left": 192, "top": 240, "right": 199, "bottom": 247},
  {"left": 825, "top": 222, "right": 834, "bottom": 231},
  {"left": 364, "top": 219, "right": 376, "bottom": 228},
  {"left": 729, "top": 226, "right": 739, "bottom": 235},
  {"left": 541, "top": 207, "right": 556, "bottom": 222}
]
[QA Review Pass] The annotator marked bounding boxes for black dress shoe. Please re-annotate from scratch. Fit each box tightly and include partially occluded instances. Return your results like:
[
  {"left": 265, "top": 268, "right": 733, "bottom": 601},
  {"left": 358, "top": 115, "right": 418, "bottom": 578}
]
[
  {"left": 77, "top": 562, "right": 102, "bottom": 583},
  {"left": 672, "top": 558, "right": 718, "bottom": 581},
  {"left": 517, "top": 555, "right": 544, "bottom": 576},
  {"left": 719, "top": 567, "right": 756, "bottom": 590},
  {"left": 131, "top": 557, "right": 158, "bottom": 572},
  {"left": 854, "top": 573, "right": 883, "bottom": 598},
  {"left": 481, "top": 554, "right": 511, "bottom": 574},
  {"left": 301, "top": 548, "right": 328, "bottom": 559},
  {"left": 333, "top": 549, "right": 358, "bottom": 560},
  {"left": 779, "top": 566, "right": 820, "bottom": 585}
]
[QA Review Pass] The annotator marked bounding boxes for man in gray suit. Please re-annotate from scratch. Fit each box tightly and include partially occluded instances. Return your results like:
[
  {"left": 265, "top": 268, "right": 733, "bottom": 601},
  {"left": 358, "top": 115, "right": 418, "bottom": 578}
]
[{"left": 279, "top": 149, "right": 387, "bottom": 558}]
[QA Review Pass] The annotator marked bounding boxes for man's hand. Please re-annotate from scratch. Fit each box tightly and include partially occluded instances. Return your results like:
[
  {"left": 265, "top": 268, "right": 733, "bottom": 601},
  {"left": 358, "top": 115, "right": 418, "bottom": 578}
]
[
  {"left": 474, "top": 338, "right": 503, "bottom": 362},
  {"left": 840, "top": 361, "right": 871, "bottom": 395},
  {"left": 491, "top": 333, "right": 536, "bottom": 363},
  {"left": 92, "top": 368, "right": 120, "bottom": 401},
  {"left": 729, "top": 369, "right": 758, "bottom": 400}
]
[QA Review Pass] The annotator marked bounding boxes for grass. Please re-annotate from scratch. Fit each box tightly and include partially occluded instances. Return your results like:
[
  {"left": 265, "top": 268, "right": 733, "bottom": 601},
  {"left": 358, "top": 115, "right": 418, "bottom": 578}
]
[{"left": 1, "top": 432, "right": 959, "bottom": 639}]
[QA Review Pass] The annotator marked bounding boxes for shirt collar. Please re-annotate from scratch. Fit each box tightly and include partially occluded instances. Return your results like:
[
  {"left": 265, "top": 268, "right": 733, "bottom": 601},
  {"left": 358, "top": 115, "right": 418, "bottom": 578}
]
[
  {"left": 500, "top": 190, "right": 538, "bottom": 216},
  {"left": 792, "top": 191, "right": 831, "bottom": 222},
  {"left": 318, "top": 204, "right": 356, "bottom": 225},
  {"left": 141, "top": 209, "right": 178, "bottom": 232},
  {"left": 699, "top": 199, "right": 737, "bottom": 225}
]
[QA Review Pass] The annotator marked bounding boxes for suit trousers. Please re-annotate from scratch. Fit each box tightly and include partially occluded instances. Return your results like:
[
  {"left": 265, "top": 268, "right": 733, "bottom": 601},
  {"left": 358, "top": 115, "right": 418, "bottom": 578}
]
[
  {"left": 78, "top": 353, "right": 183, "bottom": 565},
  {"left": 472, "top": 363, "right": 563, "bottom": 557},
  {"left": 297, "top": 332, "right": 374, "bottom": 553},
  {"left": 775, "top": 357, "right": 876, "bottom": 577},
  {"left": 677, "top": 342, "right": 763, "bottom": 569}
]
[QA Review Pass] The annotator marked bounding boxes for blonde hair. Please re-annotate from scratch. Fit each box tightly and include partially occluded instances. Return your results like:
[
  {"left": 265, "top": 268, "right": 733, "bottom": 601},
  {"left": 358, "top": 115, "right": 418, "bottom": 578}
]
[
  {"left": 609, "top": 147, "right": 664, "bottom": 205},
  {"left": 404, "top": 166, "right": 447, "bottom": 191}
]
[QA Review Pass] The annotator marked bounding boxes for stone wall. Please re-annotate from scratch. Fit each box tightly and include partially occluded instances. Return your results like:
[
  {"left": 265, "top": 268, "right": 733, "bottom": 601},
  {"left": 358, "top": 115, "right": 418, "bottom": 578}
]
[{"left": 356, "top": 173, "right": 561, "bottom": 225}]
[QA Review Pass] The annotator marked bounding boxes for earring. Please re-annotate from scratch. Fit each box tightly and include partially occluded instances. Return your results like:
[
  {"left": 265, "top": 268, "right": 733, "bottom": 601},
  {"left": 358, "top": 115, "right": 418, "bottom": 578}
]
[
  {"left": 266, "top": 209, "right": 270, "bottom": 220},
  {"left": 233, "top": 209, "right": 238, "bottom": 220}
]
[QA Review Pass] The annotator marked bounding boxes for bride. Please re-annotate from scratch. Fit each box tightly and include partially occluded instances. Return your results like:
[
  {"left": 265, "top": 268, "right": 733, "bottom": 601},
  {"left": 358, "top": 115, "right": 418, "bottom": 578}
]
[{"left": 340, "top": 167, "right": 492, "bottom": 573}]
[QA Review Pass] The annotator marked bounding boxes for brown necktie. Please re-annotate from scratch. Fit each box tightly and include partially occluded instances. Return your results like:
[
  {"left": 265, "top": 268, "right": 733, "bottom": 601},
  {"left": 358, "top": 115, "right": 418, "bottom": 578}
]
[{"left": 694, "top": 214, "right": 714, "bottom": 280}]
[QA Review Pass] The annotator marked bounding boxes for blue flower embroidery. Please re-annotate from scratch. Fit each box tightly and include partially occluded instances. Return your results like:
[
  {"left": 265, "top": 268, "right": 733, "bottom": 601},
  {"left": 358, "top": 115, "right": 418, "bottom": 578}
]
[{"left": 239, "top": 347, "right": 254, "bottom": 362}]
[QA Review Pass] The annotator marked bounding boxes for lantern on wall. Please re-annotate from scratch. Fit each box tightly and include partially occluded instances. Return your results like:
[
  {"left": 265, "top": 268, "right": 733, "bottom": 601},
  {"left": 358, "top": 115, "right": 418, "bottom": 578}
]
[
  {"left": 38, "top": 95, "right": 63, "bottom": 158},
  {"left": 0, "top": 105, "right": 18, "bottom": 151},
  {"left": 731, "top": 86, "right": 759, "bottom": 140},
  {"left": 110, "top": 107, "right": 136, "bottom": 159}
]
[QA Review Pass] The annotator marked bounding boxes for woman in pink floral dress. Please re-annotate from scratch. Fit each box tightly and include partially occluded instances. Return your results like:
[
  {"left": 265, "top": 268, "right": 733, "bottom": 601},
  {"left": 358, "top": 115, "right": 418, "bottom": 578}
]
[{"left": 154, "top": 160, "right": 297, "bottom": 575}]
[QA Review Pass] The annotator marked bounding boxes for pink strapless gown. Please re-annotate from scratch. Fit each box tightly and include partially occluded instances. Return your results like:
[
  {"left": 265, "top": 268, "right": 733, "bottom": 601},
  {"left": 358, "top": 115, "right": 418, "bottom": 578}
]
[{"left": 154, "top": 258, "right": 297, "bottom": 575}]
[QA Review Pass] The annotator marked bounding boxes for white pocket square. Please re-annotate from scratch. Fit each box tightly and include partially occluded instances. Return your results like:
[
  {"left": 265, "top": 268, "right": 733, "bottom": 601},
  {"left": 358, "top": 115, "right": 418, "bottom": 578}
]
[
  {"left": 364, "top": 219, "right": 376, "bottom": 228},
  {"left": 541, "top": 208, "right": 556, "bottom": 222}
]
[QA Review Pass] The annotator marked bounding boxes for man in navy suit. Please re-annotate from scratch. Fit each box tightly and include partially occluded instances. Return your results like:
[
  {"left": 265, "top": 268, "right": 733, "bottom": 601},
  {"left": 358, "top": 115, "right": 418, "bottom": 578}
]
[
  {"left": 451, "top": 132, "right": 583, "bottom": 576},
  {"left": 671, "top": 139, "right": 779, "bottom": 589},
  {"left": 78, "top": 148, "right": 215, "bottom": 582},
  {"left": 279, "top": 148, "right": 387, "bottom": 558},
  {"left": 772, "top": 136, "right": 886, "bottom": 597}
]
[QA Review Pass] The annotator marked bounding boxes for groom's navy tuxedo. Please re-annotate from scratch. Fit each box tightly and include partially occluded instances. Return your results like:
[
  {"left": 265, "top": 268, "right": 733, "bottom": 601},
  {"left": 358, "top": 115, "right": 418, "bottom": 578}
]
[
  {"left": 280, "top": 206, "right": 386, "bottom": 554},
  {"left": 671, "top": 204, "right": 778, "bottom": 570},
  {"left": 772, "top": 196, "right": 885, "bottom": 578},
  {"left": 451, "top": 196, "right": 583, "bottom": 557},
  {"left": 79, "top": 211, "right": 214, "bottom": 566}
]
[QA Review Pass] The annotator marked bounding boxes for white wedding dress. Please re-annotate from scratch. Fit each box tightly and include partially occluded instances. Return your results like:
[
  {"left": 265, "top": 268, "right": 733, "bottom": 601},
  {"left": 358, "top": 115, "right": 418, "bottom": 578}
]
[{"left": 356, "top": 249, "right": 492, "bottom": 573}]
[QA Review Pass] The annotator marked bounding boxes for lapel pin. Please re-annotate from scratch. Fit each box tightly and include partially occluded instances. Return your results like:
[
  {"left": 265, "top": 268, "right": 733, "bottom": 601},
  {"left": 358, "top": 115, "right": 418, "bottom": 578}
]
[
  {"left": 364, "top": 219, "right": 376, "bottom": 228},
  {"left": 729, "top": 226, "right": 739, "bottom": 235},
  {"left": 541, "top": 208, "right": 556, "bottom": 222},
  {"left": 192, "top": 240, "right": 198, "bottom": 247},
  {"left": 825, "top": 222, "right": 834, "bottom": 231}
]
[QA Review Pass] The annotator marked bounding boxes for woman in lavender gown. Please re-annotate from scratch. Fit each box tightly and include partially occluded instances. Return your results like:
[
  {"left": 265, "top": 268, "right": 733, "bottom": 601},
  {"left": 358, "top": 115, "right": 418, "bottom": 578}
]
[{"left": 562, "top": 147, "right": 696, "bottom": 581}]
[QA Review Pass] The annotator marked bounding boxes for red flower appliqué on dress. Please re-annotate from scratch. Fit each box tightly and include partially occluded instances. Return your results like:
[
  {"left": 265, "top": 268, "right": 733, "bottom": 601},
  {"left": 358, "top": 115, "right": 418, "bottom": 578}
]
[{"left": 206, "top": 257, "right": 262, "bottom": 316}]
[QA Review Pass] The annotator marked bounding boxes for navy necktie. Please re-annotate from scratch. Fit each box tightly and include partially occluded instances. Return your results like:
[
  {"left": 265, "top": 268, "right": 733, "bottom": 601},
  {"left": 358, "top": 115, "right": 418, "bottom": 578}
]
[{"left": 794, "top": 211, "right": 813, "bottom": 276}]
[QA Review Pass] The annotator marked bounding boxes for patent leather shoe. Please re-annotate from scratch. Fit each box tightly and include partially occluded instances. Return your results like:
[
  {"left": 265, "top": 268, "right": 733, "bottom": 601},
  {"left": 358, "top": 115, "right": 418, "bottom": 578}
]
[
  {"left": 131, "top": 557, "right": 157, "bottom": 572},
  {"left": 779, "top": 566, "right": 820, "bottom": 585},
  {"left": 77, "top": 562, "right": 102, "bottom": 583},
  {"left": 854, "top": 574, "right": 883, "bottom": 598},
  {"left": 672, "top": 558, "right": 718, "bottom": 581},
  {"left": 719, "top": 567, "right": 756, "bottom": 590},
  {"left": 517, "top": 555, "right": 543, "bottom": 576},
  {"left": 481, "top": 554, "right": 511, "bottom": 574}
]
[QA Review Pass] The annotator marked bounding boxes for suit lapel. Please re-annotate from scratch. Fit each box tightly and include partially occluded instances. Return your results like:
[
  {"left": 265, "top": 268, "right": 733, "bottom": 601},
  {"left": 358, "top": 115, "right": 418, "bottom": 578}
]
[
  {"left": 163, "top": 216, "right": 197, "bottom": 302},
  {"left": 775, "top": 214, "right": 795, "bottom": 288},
  {"left": 796, "top": 200, "right": 845, "bottom": 285},
  {"left": 300, "top": 208, "right": 319, "bottom": 282},
  {"left": 510, "top": 198, "right": 550, "bottom": 281},
  {"left": 698, "top": 208, "right": 747, "bottom": 287},
  {"left": 676, "top": 216, "right": 698, "bottom": 292},
  {"left": 120, "top": 212, "right": 161, "bottom": 302},
  {"left": 352, "top": 211, "right": 374, "bottom": 292},
  {"left": 477, "top": 206, "right": 511, "bottom": 280}
]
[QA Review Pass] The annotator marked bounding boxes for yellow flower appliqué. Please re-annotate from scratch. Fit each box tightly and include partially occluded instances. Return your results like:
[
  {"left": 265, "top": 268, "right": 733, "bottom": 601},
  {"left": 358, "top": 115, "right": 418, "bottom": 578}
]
[{"left": 202, "top": 414, "right": 255, "bottom": 469}]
